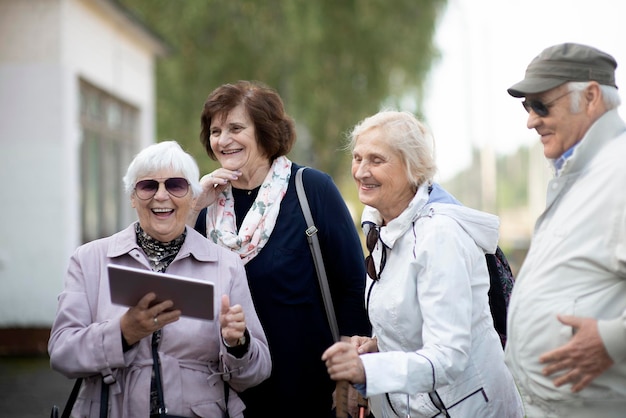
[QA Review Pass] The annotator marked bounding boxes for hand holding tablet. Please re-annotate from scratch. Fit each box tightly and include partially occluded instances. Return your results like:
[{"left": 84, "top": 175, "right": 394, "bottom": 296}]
[{"left": 108, "top": 264, "right": 215, "bottom": 320}]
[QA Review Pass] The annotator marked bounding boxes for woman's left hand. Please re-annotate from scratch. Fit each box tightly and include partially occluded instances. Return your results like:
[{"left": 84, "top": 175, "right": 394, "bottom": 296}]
[
  {"left": 350, "top": 335, "right": 378, "bottom": 354},
  {"left": 187, "top": 170, "right": 240, "bottom": 227},
  {"left": 219, "top": 294, "right": 246, "bottom": 346},
  {"left": 121, "top": 292, "right": 181, "bottom": 346},
  {"left": 322, "top": 341, "right": 366, "bottom": 384}
]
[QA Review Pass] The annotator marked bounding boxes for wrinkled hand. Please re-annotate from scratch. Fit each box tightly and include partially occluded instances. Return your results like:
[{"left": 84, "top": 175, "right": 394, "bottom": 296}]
[
  {"left": 120, "top": 292, "right": 181, "bottom": 346},
  {"left": 187, "top": 169, "right": 241, "bottom": 226},
  {"left": 350, "top": 335, "right": 378, "bottom": 354},
  {"left": 539, "top": 315, "right": 614, "bottom": 392},
  {"left": 219, "top": 294, "right": 246, "bottom": 346},
  {"left": 322, "top": 341, "right": 366, "bottom": 384}
]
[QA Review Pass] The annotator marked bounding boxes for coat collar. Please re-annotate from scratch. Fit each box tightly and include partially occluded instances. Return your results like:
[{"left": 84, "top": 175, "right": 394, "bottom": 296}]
[
  {"left": 361, "top": 182, "right": 500, "bottom": 254},
  {"left": 560, "top": 109, "right": 626, "bottom": 177},
  {"left": 361, "top": 183, "right": 431, "bottom": 249},
  {"left": 106, "top": 223, "right": 220, "bottom": 262}
]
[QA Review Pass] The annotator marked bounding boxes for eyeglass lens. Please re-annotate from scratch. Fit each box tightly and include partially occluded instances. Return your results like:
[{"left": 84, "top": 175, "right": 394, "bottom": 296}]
[
  {"left": 365, "top": 226, "right": 386, "bottom": 281},
  {"left": 521, "top": 90, "right": 573, "bottom": 117},
  {"left": 522, "top": 100, "right": 549, "bottom": 117},
  {"left": 366, "top": 225, "right": 379, "bottom": 252},
  {"left": 135, "top": 177, "right": 189, "bottom": 199}
]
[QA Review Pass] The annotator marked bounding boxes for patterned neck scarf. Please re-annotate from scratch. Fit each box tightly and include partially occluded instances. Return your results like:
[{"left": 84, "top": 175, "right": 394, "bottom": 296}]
[
  {"left": 134, "top": 222, "right": 186, "bottom": 273},
  {"left": 205, "top": 155, "right": 292, "bottom": 264}
]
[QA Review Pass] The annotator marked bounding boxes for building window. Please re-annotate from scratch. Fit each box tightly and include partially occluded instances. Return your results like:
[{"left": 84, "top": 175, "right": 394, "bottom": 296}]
[{"left": 79, "top": 81, "right": 139, "bottom": 243}]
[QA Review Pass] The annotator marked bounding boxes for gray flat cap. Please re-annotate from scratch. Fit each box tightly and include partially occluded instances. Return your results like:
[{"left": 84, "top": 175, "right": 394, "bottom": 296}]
[{"left": 508, "top": 43, "right": 617, "bottom": 97}]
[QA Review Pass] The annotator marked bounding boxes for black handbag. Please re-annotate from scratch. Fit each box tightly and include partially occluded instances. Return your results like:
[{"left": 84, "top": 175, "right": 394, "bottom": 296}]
[{"left": 51, "top": 376, "right": 109, "bottom": 418}]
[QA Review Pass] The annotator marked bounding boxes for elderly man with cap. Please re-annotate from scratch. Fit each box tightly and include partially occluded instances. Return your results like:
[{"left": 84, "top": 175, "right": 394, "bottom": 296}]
[{"left": 505, "top": 42, "right": 626, "bottom": 417}]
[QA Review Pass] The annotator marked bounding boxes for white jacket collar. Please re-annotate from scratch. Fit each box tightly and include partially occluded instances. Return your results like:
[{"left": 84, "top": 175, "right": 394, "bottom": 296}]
[
  {"left": 361, "top": 182, "right": 500, "bottom": 253},
  {"left": 361, "top": 183, "right": 430, "bottom": 249}
]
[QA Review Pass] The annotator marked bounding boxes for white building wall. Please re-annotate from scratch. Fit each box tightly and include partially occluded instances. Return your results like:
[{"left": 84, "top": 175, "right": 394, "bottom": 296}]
[{"left": 0, "top": 0, "right": 161, "bottom": 326}]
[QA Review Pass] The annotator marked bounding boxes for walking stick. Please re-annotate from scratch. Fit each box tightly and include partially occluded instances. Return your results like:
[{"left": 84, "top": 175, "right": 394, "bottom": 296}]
[
  {"left": 332, "top": 338, "right": 368, "bottom": 418},
  {"left": 334, "top": 380, "right": 351, "bottom": 418},
  {"left": 335, "top": 378, "right": 368, "bottom": 418}
]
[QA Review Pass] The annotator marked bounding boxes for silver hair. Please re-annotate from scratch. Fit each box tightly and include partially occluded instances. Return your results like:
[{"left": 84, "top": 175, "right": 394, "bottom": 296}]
[
  {"left": 568, "top": 81, "right": 621, "bottom": 112},
  {"left": 347, "top": 110, "right": 437, "bottom": 189},
  {"left": 122, "top": 140, "right": 202, "bottom": 198}
]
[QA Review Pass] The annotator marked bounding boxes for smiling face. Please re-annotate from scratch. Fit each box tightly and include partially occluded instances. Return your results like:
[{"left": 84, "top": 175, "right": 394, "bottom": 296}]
[
  {"left": 351, "top": 127, "right": 416, "bottom": 223},
  {"left": 131, "top": 168, "right": 193, "bottom": 243},
  {"left": 209, "top": 104, "right": 269, "bottom": 175},
  {"left": 525, "top": 84, "right": 596, "bottom": 159}
]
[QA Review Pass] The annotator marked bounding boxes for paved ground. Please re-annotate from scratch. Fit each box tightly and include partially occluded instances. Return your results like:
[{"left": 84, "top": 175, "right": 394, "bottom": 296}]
[{"left": 0, "top": 355, "right": 74, "bottom": 418}]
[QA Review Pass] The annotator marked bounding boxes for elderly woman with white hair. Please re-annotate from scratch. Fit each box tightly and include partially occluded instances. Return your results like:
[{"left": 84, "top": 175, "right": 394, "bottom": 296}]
[
  {"left": 322, "top": 111, "right": 523, "bottom": 417},
  {"left": 48, "top": 140, "right": 270, "bottom": 417}
]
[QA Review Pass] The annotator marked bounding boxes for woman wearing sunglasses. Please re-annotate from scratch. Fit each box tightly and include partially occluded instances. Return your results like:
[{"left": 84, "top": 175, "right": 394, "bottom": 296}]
[
  {"left": 322, "top": 111, "right": 524, "bottom": 417},
  {"left": 48, "top": 140, "right": 271, "bottom": 417},
  {"left": 189, "top": 80, "right": 371, "bottom": 417}
]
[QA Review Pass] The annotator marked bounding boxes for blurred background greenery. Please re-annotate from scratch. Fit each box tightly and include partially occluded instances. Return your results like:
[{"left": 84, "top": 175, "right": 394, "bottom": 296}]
[
  {"left": 119, "top": 0, "right": 448, "bottom": 200},
  {"left": 114, "top": 0, "right": 539, "bottom": 272}
]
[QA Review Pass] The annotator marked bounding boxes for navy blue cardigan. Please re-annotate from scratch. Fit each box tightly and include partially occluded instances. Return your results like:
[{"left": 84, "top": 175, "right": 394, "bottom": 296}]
[{"left": 196, "top": 163, "right": 371, "bottom": 417}]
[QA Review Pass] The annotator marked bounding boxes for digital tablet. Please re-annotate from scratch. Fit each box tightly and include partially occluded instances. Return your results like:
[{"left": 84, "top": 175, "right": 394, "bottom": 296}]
[{"left": 108, "top": 264, "right": 215, "bottom": 320}]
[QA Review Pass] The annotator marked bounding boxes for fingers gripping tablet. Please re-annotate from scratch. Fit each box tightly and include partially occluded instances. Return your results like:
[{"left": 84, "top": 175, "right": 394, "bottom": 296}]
[{"left": 108, "top": 264, "right": 215, "bottom": 320}]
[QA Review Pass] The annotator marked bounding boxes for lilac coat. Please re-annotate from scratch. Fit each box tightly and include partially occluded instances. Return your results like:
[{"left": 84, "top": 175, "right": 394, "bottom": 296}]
[{"left": 48, "top": 224, "right": 271, "bottom": 418}]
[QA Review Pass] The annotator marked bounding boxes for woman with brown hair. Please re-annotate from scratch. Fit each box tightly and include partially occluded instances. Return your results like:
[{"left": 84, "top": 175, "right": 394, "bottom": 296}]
[{"left": 189, "top": 81, "right": 371, "bottom": 417}]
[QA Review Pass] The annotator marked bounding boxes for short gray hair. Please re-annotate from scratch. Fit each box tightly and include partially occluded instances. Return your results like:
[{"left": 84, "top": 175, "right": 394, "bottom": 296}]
[
  {"left": 122, "top": 140, "right": 202, "bottom": 197},
  {"left": 568, "top": 81, "right": 621, "bottom": 112},
  {"left": 347, "top": 110, "right": 437, "bottom": 189}
]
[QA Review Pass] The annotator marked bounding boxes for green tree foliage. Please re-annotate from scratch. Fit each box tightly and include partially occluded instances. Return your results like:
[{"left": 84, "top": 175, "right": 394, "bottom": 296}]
[{"left": 119, "top": 0, "right": 447, "bottom": 185}]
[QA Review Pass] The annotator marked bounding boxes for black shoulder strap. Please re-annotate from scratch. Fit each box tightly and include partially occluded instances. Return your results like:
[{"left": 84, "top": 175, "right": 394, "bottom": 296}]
[
  {"left": 295, "top": 167, "right": 340, "bottom": 342},
  {"left": 58, "top": 378, "right": 82, "bottom": 418},
  {"left": 56, "top": 376, "right": 109, "bottom": 418}
]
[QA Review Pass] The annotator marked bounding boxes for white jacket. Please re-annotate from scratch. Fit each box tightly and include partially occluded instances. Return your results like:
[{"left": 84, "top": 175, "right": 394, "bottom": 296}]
[
  {"left": 505, "top": 109, "right": 626, "bottom": 417},
  {"left": 361, "top": 184, "right": 523, "bottom": 418}
]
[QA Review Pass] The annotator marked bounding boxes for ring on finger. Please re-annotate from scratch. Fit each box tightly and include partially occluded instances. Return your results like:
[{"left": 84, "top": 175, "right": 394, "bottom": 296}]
[{"left": 154, "top": 316, "right": 158, "bottom": 325}]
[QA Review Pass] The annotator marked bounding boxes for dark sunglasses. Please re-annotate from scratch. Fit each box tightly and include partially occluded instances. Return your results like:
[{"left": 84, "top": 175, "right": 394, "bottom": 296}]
[
  {"left": 365, "top": 225, "right": 387, "bottom": 281},
  {"left": 522, "top": 90, "right": 574, "bottom": 117},
  {"left": 134, "top": 177, "right": 190, "bottom": 200}
]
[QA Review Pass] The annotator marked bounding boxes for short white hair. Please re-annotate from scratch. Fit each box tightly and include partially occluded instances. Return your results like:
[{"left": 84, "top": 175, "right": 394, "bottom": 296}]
[
  {"left": 122, "top": 140, "right": 202, "bottom": 197},
  {"left": 568, "top": 81, "right": 621, "bottom": 112}
]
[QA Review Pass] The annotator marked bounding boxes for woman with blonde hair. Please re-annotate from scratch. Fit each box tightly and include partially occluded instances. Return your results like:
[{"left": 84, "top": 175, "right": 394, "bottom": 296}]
[{"left": 323, "top": 111, "right": 523, "bottom": 417}]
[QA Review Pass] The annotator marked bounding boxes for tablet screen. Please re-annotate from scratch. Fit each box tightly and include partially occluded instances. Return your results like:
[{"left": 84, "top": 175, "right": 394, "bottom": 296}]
[{"left": 108, "top": 264, "right": 215, "bottom": 320}]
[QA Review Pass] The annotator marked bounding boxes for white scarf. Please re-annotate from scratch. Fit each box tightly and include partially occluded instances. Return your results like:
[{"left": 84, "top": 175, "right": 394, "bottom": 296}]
[{"left": 205, "top": 156, "right": 292, "bottom": 263}]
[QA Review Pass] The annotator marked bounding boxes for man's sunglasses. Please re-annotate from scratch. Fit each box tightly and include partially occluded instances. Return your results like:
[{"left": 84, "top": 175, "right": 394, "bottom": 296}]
[
  {"left": 365, "top": 225, "right": 386, "bottom": 281},
  {"left": 522, "top": 90, "right": 574, "bottom": 117},
  {"left": 134, "top": 177, "right": 190, "bottom": 200}
]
